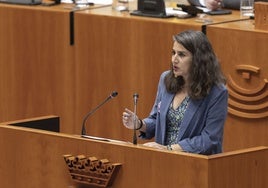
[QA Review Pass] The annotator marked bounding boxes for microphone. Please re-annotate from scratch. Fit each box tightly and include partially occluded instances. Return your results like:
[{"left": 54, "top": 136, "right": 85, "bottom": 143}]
[
  {"left": 81, "top": 91, "right": 118, "bottom": 136},
  {"left": 132, "top": 93, "right": 139, "bottom": 145}
]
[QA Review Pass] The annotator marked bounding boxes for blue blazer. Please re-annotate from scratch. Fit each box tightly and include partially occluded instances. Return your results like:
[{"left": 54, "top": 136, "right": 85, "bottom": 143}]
[{"left": 141, "top": 71, "right": 228, "bottom": 155}]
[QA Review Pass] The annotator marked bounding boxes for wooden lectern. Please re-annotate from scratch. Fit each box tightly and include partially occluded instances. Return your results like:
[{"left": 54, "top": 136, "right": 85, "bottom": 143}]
[{"left": 0, "top": 116, "right": 267, "bottom": 188}]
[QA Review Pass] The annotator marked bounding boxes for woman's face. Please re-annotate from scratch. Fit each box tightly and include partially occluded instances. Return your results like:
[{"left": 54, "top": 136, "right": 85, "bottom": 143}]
[{"left": 171, "top": 41, "right": 192, "bottom": 80}]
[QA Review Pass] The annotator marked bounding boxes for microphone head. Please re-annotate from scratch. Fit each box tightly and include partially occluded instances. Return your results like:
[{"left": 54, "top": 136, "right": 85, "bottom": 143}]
[
  {"left": 133, "top": 93, "right": 139, "bottom": 98},
  {"left": 111, "top": 91, "right": 118, "bottom": 98}
]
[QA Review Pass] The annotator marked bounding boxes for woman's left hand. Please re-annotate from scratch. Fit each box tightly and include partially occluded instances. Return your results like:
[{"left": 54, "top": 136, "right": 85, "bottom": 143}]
[
  {"left": 143, "top": 142, "right": 183, "bottom": 152},
  {"left": 143, "top": 142, "right": 167, "bottom": 150}
]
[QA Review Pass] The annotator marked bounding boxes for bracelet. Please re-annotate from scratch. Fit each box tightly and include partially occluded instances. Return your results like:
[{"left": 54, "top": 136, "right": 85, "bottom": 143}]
[{"left": 135, "top": 119, "right": 143, "bottom": 130}]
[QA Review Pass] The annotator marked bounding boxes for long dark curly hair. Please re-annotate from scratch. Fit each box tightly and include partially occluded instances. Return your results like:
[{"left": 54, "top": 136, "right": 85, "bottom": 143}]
[{"left": 164, "top": 30, "right": 226, "bottom": 100}]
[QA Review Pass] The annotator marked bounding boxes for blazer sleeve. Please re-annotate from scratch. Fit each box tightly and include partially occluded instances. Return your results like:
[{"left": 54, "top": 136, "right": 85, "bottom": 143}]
[{"left": 140, "top": 71, "right": 169, "bottom": 139}]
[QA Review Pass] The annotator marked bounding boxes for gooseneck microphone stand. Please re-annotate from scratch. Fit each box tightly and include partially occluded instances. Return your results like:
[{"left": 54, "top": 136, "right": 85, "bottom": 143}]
[
  {"left": 81, "top": 91, "right": 118, "bottom": 136},
  {"left": 133, "top": 93, "right": 139, "bottom": 145}
]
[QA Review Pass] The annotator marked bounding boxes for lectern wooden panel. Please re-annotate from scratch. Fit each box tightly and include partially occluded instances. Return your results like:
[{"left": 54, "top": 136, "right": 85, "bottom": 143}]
[
  {"left": 0, "top": 4, "right": 75, "bottom": 132},
  {"left": 0, "top": 116, "right": 267, "bottom": 188}
]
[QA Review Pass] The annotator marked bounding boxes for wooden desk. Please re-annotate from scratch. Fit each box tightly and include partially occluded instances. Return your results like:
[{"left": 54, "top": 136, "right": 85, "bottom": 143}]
[
  {"left": 206, "top": 20, "right": 268, "bottom": 151},
  {"left": 0, "top": 116, "right": 267, "bottom": 188}
]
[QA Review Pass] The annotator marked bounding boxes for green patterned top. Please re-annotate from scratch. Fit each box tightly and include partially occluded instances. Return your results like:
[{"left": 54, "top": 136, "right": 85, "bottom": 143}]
[{"left": 165, "top": 96, "right": 190, "bottom": 146}]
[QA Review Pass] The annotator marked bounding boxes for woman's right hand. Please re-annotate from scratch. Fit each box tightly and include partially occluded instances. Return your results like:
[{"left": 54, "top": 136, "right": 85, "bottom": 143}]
[{"left": 122, "top": 108, "right": 139, "bottom": 130}]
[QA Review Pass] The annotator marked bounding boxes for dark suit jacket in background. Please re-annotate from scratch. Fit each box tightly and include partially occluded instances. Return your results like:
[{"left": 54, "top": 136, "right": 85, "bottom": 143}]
[{"left": 188, "top": 0, "right": 240, "bottom": 10}]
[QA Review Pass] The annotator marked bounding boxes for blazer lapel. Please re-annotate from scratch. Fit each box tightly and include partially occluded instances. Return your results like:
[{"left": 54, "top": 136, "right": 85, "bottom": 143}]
[
  {"left": 160, "top": 92, "right": 174, "bottom": 143},
  {"left": 178, "top": 99, "right": 203, "bottom": 139}
]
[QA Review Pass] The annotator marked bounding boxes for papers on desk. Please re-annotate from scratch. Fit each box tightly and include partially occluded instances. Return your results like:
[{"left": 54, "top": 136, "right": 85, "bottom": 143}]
[
  {"left": 61, "top": 0, "right": 112, "bottom": 5},
  {"left": 165, "top": 7, "right": 190, "bottom": 18},
  {"left": 61, "top": 0, "right": 73, "bottom": 3},
  {"left": 81, "top": 135, "right": 128, "bottom": 144},
  {"left": 87, "top": 0, "right": 112, "bottom": 5},
  {"left": 196, "top": 6, "right": 211, "bottom": 12}
]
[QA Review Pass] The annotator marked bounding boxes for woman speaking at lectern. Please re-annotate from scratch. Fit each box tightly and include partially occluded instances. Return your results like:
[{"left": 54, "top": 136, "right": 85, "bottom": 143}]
[{"left": 122, "top": 30, "right": 228, "bottom": 155}]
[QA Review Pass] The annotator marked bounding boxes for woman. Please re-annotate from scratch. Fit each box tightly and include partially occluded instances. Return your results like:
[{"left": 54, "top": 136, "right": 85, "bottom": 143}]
[{"left": 122, "top": 30, "right": 228, "bottom": 155}]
